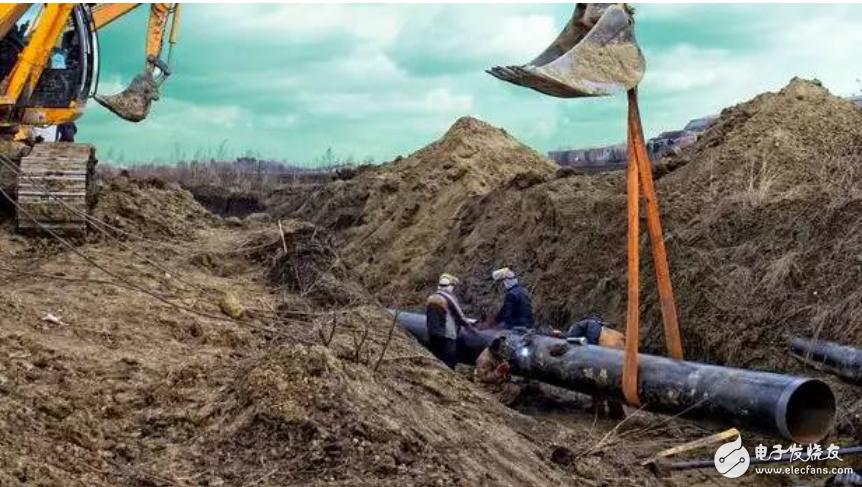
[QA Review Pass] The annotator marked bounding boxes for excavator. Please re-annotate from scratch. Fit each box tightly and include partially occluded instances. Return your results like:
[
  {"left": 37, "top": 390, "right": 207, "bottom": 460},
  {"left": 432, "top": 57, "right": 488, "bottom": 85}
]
[{"left": 0, "top": 3, "right": 180, "bottom": 235}]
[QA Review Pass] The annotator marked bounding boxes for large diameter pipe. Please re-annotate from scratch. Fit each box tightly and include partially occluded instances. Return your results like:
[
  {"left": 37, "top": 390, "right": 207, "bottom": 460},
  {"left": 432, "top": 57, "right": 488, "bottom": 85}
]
[
  {"left": 511, "top": 334, "right": 836, "bottom": 444},
  {"left": 790, "top": 337, "right": 862, "bottom": 384},
  {"left": 394, "top": 311, "right": 836, "bottom": 444}
]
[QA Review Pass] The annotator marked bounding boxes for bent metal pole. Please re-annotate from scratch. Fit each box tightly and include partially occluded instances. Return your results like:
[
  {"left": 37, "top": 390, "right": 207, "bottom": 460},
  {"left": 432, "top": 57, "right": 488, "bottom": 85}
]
[{"left": 393, "top": 311, "right": 836, "bottom": 444}]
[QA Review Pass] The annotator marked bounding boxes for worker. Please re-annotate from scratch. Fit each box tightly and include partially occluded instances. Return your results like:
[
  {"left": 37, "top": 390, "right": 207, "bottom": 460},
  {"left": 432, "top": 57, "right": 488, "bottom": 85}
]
[
  {"left": 425, "top": 273, "right": 471, "bottom": 369},
  {"left": 57, "top": 122, "right": 77, "bottom": 142},
  {"left": 564, "top": 316, "right": 626, "bottom": 419},
  {"left": 474, "top": 335, "right": 522, "bottom": 405},
  {"left": 564, "top": 316, "right": 625, "bottom": 349},
  {"left": 488, "top": 267, "right": 534, "bottom": 330},
  {"left": 475, "top": 336, "right": 511, "bottom": 384}
]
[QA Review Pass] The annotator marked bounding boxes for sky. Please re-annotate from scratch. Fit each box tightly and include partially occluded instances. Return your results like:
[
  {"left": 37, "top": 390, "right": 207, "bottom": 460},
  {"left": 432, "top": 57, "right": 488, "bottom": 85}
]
[{"left": 78, "top": 4, "right": 862, "bottom": 166}]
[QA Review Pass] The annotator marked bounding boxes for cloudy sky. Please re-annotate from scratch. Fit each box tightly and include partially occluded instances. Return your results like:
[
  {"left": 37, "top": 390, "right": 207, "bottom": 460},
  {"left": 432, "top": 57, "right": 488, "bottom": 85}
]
[{"left": 80, "top": 4, "right": 862, "bottom": 165}]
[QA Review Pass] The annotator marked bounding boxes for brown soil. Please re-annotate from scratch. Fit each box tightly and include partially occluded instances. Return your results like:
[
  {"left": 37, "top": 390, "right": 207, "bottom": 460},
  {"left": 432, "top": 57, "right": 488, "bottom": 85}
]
[
  {"left": 284, "top": 116, "right": 557, "bottom": 303},
  {"left": 91, "top": 173, "right": 216, "bottom": 240}
]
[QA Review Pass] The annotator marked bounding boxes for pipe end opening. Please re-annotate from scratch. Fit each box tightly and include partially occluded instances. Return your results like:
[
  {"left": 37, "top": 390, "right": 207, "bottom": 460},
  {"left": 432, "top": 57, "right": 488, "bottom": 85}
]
[{"left": 782, "top": 380, "right": 836, "bottom": 444}]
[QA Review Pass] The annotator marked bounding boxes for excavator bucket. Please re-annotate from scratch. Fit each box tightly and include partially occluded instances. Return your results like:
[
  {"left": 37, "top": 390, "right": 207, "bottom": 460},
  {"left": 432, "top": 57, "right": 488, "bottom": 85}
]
[
  {"left": 488, "top": 3, "right": 645, "bottom": 98},
  {"left": 95, "top": 72, "right": 160, "bottom": 122}
]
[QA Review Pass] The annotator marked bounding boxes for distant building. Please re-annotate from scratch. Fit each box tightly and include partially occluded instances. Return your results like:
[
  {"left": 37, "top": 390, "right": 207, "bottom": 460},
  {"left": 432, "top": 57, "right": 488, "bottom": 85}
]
[
  {"left": 549, "top": 115, "right": 716, "bottom": 171},
  {"left": 550, "top": 94, "right": 862, "bottom": 172},
  {"left": 548, "top": 143, "right": 627, "bottom": 171}
]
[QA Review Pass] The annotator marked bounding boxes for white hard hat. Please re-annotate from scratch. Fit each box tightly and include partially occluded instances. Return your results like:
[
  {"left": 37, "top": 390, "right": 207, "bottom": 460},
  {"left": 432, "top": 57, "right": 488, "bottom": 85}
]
[
  {"left": 439, "top": 273, "right": 460, "bottom": 287},
  {"left": 492, "top": 267, "right": 516, "bottom": 282}
]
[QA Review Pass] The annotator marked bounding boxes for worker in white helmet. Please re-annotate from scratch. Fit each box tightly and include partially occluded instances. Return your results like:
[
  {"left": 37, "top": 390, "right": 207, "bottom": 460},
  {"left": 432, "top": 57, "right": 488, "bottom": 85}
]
[
  {"left": 487, "top": 267, "right": 535, "bottom": 330},
  {"left": 425, "top": 273, "right": 471, "bottom": 368}
]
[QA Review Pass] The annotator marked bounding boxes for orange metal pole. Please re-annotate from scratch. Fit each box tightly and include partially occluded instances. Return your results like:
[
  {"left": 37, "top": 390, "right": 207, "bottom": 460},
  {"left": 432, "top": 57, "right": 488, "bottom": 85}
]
[
  {"left": 627, "top": 89, "right": 684, "bottom": 360},
  {"left": 622, "top": 93, "right": 641, "bottom": 407}
]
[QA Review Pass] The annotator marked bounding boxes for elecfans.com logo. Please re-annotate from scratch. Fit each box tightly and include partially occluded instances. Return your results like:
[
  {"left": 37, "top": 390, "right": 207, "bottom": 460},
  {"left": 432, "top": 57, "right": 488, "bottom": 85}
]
[{"left": 714, "top": 434, "right": 751, "bottom": 478}]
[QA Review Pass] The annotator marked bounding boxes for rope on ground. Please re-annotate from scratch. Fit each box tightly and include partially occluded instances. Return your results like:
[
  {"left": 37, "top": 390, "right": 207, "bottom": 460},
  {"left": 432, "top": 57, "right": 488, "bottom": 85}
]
[
  {"left": 0, "top": 184, "right": 286, "bottom": 337},
  {"left": 0, "top": 264, "right": 149, "bottom": 293},
  {"left": 0, "top": 154, "right": 217, "bottom": 295}
]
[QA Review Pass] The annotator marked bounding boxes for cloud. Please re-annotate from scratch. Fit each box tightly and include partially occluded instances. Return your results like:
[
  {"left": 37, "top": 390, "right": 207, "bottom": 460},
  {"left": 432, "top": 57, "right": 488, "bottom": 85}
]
[
  {"left": 424, "top": 88, "right": 473, "bottom": 114},
  {"left": 196, "top": 4, "right": 404, "bottom": 45},
  {"left": 78, "top": 4, "right": 862, "bottom": 164}
]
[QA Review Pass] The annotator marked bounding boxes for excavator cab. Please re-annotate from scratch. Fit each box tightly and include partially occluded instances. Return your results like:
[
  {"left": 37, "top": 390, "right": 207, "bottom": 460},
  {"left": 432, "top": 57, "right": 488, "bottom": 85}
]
[
  {"left": 0, "top": 4, "right": 99, "bottom": 125},
  {"left": 488, "top": 3, "right": 645, "bottom": 98}
]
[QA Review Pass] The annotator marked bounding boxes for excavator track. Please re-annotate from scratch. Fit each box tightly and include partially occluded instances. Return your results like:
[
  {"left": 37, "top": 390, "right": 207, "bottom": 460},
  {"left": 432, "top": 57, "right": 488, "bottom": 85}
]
[{"left": 16, "top": 143, "right": 96, "bottom": 236}]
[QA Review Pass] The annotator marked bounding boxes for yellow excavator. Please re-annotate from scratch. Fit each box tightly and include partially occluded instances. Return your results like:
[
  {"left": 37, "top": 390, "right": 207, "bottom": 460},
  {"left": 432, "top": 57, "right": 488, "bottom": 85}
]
[{"left": 0, "top": 3, "right": 180, "bottom": 235}]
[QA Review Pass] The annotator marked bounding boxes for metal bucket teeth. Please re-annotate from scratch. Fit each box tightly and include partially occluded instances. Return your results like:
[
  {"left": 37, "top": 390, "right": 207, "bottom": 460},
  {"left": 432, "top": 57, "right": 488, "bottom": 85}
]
[
  {"left": 95, "top": 72, "right": 160, "bottom": 122},
  {"left": 488, "top": 3, "right": 645, "bottom": 98}
]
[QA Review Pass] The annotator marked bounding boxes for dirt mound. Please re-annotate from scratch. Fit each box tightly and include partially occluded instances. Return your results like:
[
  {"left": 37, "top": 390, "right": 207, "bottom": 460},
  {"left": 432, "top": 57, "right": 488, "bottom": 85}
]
[
  {"left": 660, "top": 77, "right": 862, "bottom": 212},
  {"left": 287, "top": 116, "right": 557, "bottom": 301},
  {"left": 649, "top": 79, "right": 862, "bottom": 364},
  {"left": 200, "top": 337, "right": 589, "bottom": 486},
  {"left": 442, "top": 78, "right": 862, "bottom": 358},
  {"left": 444, "top": 80, "right": 862, "bottom": 374},
  {"left": 92, "top": 173, "right": 215, "bottom": 240}
]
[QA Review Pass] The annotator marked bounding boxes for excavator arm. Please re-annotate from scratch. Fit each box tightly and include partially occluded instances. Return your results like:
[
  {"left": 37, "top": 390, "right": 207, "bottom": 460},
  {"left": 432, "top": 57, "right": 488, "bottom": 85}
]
[
  {"left": 92, "top": 3, "right": 182, "bottom": 122},
  {"left": 0, "top": 3, "right": 180, "bottom": 127},
  {"left": 92, "top": 3, "right": 180, "bottom": 75}
]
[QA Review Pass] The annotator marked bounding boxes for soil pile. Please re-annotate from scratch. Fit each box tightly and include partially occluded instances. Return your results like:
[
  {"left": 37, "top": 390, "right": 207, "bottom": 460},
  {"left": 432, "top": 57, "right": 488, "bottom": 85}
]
[
  {"left": 649, "top": 78, "right": 862, "bottom": 367},
  {"left": 200, "top": 333, "right": 592, "bottom": 486},
  {"left": 92, "top": 173, "right": 215, "bottom": 240},
  {"left": 287, "top": 116, "right": 557, "bottom": 301}
]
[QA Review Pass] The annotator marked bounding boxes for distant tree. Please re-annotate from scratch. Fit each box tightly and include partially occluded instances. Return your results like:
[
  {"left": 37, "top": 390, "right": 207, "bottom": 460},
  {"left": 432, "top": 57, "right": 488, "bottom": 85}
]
[
  {"left": 316, "top": 147, "right": 337, "bottom": 167},
  {"left": 215, "top": 140, "right": 229, "bottom": 161}
]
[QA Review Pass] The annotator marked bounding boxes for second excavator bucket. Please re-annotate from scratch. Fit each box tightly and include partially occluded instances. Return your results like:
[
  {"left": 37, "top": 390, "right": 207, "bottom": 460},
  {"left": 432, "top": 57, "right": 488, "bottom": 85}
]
[
  {"left": 488, "top": 4, "right": 645, "bottom": 98},
  {"left": 95, "top": 72, "right": 160, "bottom": 122}
]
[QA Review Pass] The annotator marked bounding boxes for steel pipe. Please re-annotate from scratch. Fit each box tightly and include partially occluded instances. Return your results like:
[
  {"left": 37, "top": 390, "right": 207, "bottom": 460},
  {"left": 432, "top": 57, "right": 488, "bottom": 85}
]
[
  {"left": 790, "top": 337, "right": 862, "bottom": 384},
  {"left": 395, "top": 311, "right": 836, "bottom": 443}
]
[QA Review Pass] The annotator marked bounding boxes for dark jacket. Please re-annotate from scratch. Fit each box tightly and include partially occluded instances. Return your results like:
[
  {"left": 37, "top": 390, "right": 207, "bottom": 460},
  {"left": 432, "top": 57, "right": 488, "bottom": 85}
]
[
  {"left": 426, "top": 290, "right": 469, "bottom": 339},
  {"left": 58, "top": 122, "right": 77, "bottom": 142},
  {"left": 494, "top": 284, "right": 534, "bottom": 329},
  {"left": 565, "top": 317, "right": 605, "bottom": 344}
]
